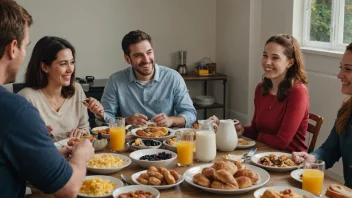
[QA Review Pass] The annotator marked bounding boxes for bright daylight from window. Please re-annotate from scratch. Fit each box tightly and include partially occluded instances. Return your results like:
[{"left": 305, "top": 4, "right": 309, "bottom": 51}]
[{"left": 304, "top": 0, "right": 352, "bottom": 50}]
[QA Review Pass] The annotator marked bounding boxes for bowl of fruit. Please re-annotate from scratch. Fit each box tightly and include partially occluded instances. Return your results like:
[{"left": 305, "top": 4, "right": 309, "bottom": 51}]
[
  {"left": 127, "top": 138, "right": 162, "bottom": 150},
  {"left": 129, "top": 149, "right": 177, "bottom": 168}
]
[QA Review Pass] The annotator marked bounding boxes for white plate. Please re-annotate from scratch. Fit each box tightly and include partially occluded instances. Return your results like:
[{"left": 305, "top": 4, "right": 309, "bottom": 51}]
[
  {"left": 78, "top": 175, "right": 123, "bottom": 198},
  {"left": 131, "top": 127, "right": 175, "bottom": 141},
  {"left": 87, "top": 153, "right": 131, "bottom": 174},
  {"left": 250, "top": 152, "right": 301, "bottom": 172},
  {"left": 129, "top": 149, "right": 177, "bottom": 168},
  {"left": 54, "top": 138, "right": 70, "bottom": 148},
  {"left": 253, "top": 186, "right": 316, "bottom": 198},
  {"left": 291, "top": 169, "right": 303, "bottom": 183},
  {"left": 112, "top": 185, "right": 160, "bottom": 198},
  {"left": 131, "top": 170, "right": 184, "bottom": 190},
  {"left": 91, "top": 126, "right": 110, "bottom": 138},
  {"left": 183, "top": 164, "right": 270, "bottom": 194},
  {"left": 236, "top": 138, "right": 256, "bottom": 149}
]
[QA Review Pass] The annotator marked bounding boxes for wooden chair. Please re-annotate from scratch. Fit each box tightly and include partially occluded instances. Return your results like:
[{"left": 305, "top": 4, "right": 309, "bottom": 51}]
[{"left": 307, "top": 113, "right": 324, "bottom": 153}]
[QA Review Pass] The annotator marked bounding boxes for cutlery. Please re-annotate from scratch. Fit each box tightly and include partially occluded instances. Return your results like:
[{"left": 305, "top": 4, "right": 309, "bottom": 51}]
[
  {"left": 50, "top": 134, "right": 64, "bottom": 147},
  {"left": 120, "top": 174, "right": 132, "bottom": 185},
  {"left": 244, "top": 147, "right": 257, "bottom": 162}
]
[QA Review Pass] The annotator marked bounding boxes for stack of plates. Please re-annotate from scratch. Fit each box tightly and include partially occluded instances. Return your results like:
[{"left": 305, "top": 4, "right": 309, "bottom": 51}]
[{"left": 195, "top": 95, "right": 215, "bottom": 106}]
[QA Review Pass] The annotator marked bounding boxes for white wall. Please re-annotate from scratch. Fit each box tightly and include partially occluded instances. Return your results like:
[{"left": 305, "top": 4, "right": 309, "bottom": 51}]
[{"left": 16, "top": 0, "right": 216, "bottom": 88}]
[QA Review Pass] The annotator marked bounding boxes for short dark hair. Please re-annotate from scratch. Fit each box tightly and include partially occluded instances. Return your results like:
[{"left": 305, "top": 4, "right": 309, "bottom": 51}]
[
  {"left": 24, "top": 36, "right": 76, "bottom": 98},
  {"left": 0, "top": 0, "right": 33, "bottom": 59},
  {"left": 121, "top": 30, "right": 152, "bottom": 56}
]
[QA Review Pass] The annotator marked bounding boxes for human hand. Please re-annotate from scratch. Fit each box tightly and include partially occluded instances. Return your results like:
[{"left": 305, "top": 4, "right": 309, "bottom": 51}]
[
  {"left": 152, "top": 113, "right": 173, "bottom": 127},
  {"left": 84, "top": 97, "right": 104, "bottom": 118},
  {"left": 125, "top": 114, "right": 148, "bottom": 126},
  {"left": 292, "top": 152, "right": 316, "bottom": 164},
  {"left": 67, "top": 128, "right": 88, "bottom": 138},
  {"left": 209, "top": 115, "right": 220, "bottom": 126},
  {"left": 235, "top": 123, "right": 244, "bottom": 136},
  {"left": 72, "top": 139, "right": 94, "bottom": 163},
  {"left": 46, "top": 125, "right": 53, "bottom": 134},
  {"left": 58, "top": 146, "right": 73, "bottom": 158}
]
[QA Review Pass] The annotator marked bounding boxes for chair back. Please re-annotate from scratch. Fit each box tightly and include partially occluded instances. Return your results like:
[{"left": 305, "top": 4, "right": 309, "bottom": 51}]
[
  {"left": 12, "top": 83, "right": 26, "bottom": 93},
  {"left": 307, "top": 113, "right": 324, "bottom": 153}
]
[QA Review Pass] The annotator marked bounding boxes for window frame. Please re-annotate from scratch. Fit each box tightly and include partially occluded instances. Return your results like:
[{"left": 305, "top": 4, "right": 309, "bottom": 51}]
[{"left": 302, "top": 0, "right": 347, "bottom": 51}]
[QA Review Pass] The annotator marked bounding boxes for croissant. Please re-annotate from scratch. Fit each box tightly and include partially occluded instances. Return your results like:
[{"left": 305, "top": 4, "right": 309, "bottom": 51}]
[
  {"left": 213, "top": 170, "right": 239, "bottom": 188},
  {"left": 211, "top": 180, "right": 237, "bottom": 190},
  {"left": 201, "top": 167, "right": 216, "bottom": 180},
  {"left": 193, "top": 173, "right": 211, "bottom": 187},
  {"left": 234, "top": 169, "right": 259, "bottom": 184},
  {"left": 235, "top": 176, "right": 252, "bottom": 189},
  {"left": 212, "top": 161, "right": 238, "bottom": 175}
]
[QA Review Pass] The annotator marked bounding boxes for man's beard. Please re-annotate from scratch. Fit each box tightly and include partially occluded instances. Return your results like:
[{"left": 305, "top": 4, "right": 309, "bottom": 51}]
[{"left": 132, "top": 61, "right": 155, "bottom": 76}]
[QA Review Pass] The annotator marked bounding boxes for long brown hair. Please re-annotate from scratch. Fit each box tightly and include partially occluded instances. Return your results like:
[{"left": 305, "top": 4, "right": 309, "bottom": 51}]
[
  {"left": 335, "top": 42, "right": 352, "bottom": 134},
  {"left": 261, "top": 34, "right": 308, "bottom": 102},
  {"left": 24, "top": 36, "right": 76, "bottom": 98}
]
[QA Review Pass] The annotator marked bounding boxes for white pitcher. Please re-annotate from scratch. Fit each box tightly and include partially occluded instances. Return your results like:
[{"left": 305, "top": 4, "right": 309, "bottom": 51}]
[{"left": 216, "top": 120, "right": 238, "bottom": 151}]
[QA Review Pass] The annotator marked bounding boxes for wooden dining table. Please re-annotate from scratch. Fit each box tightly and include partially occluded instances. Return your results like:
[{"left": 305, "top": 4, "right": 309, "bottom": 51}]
[{"left": 27, "top": 141, "right": 340, "bottom": 198}]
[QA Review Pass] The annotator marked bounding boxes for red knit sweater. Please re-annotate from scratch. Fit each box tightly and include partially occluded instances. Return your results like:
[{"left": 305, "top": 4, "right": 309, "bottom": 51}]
[{"left": 243, "top": 83, "right": 309, "bottom": 152}]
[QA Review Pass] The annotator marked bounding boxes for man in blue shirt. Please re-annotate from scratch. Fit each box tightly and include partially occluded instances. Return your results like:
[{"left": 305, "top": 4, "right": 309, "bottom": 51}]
[
  {"left": 96, "top": 30, "right": 196, "bottom": 128},
  {"left": 0, "top": 1, "right": 94, "bottom": 197}
]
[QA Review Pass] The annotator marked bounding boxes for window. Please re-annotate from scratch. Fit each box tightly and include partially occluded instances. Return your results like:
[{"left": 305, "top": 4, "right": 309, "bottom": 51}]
[{"left": 303, "top": 0, "right": 352, "bottom": 51}]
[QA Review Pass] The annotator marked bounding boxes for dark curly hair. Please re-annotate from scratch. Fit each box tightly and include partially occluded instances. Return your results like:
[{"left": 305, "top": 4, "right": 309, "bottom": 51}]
[
  {"left": 121, "top": 30, "right": 152, "bottom": 56},
  {"left": 261, "top": 34, "right": 308, "bottom": 102}
]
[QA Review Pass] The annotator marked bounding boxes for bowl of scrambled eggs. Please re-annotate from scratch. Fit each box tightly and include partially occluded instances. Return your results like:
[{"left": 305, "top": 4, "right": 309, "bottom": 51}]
[
  {"left": 87, "top": 153, "right": 131, "bottom": 174},
  {"left": 79, "top": 175, "right": 123, "bottom": 197}
]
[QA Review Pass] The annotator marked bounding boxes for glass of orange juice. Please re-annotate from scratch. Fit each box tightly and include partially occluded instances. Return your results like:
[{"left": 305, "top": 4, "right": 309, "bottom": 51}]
[
  {"left": 109, "top": 117, "right": 125, "bottom": 152},
  {"left": 176, "top": 131, "right": 194, "bottom": 166},
  {"left": 302, "top": 160, "right": 325, "bottom": 197}
]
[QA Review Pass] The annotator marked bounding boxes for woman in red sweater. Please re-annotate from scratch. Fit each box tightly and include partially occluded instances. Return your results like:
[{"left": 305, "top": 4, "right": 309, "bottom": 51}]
[{"left": 212, "top": 34, "right": 309, "bottom": 152}]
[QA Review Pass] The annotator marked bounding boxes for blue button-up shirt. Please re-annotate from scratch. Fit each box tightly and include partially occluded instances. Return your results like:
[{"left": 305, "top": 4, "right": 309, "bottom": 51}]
[
  {"left": 101, "top": 64, "right": 196, "bottom": 127},
  {"left": 312, "top": 118, "right": 352, "bottom": 188}
]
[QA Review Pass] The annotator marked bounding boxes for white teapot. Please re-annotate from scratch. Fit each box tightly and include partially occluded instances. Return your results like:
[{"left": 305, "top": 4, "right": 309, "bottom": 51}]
[{"left": 216, "top": 119, "right": 238, "bottom": 151}]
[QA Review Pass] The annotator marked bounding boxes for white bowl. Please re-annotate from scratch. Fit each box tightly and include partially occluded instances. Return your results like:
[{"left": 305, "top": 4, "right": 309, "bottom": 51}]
[
  {"left": 91, "top": 126, "right": 110, "bottom": 139},
  {"left": 126, "top": 139, "right": 162, "bottom": 150},
  {"left": 129, "top": 149, "right": 177, "bottom": 168},
  {"left": 195, "top": 95, "right": 215, "bottom": 106},
  {"left": 87, "top": 153, "right": 131, "bottom": 174},
  {"left": 112, "top": 185, "right": 160, "bottom": 198},
  {"left": 162, "top": 140, "right": 177, "bottom": 152},
  {"left": 79, "top": 175, "right": 123, "bottom": 198}
]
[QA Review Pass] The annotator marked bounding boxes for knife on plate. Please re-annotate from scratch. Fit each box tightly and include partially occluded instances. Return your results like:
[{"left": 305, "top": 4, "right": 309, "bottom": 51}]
[{"left": 244, "top": 147, "right": 257, "bottom": 161}]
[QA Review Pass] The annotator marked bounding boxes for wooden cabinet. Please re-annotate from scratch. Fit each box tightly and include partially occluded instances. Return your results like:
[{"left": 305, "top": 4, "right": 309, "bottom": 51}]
[{"left": 181, "top": 72, "right": 227, "bottom": 119}]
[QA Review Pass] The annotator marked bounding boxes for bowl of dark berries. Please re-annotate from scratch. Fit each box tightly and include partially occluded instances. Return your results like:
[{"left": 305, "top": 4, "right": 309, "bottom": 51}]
[
  {"left": 129, "top": 149, "right": 177, "bottom": 168},
  {"left": 127, "top": 138, "right": 162, "bottom": 150}
]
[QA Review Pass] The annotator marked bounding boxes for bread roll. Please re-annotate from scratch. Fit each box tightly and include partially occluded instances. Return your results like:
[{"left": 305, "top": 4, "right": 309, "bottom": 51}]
[
  {"left": 234, "top": 169, "right": 259, "bottom": 184},
  {"left": 235, "top": 176, "right": 252, "bottom": 189},
  {"left": 193, "top": 173, "right": 211, "bottom": 187},
  {"left": 326, "top": 184, "right": 352, "bottom": 198},
  {"left": 210, "top": 180, "right": 237, "bottom": 190},
  {"left": 213, "top": 169, "right": 238, "bottom": 188}
]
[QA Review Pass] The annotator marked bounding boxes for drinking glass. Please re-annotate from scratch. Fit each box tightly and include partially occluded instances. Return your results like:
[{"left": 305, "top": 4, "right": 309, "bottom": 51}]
[
  {"left": 109, "top": 117, "right": 125, "bottom": 152},
  {"left": 302, "top": 160, "right": 325, "bottom": 197},
  {"left": 176, "top": 130, "right": 194, "bottom": 166}
]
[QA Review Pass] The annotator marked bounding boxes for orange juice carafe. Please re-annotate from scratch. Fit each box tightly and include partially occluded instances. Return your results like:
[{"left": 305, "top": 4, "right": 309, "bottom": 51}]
[
  {"left": 176, "top": 130, "right": 194, "bottom": 166},
  {"left": 109, "top": 117, "right": 125, "bottom": 152},
  {"left": 302, "top": 169, "right": 324, "bottom": 195}
]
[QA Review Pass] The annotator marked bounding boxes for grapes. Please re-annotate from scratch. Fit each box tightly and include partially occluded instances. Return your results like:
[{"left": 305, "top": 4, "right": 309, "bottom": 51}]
[
  {"left": 139, "top": 152, "right": 172, "bottom": 161},
  {"left": 142, "top": 140, "right": 160, "bottom": 147}
]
